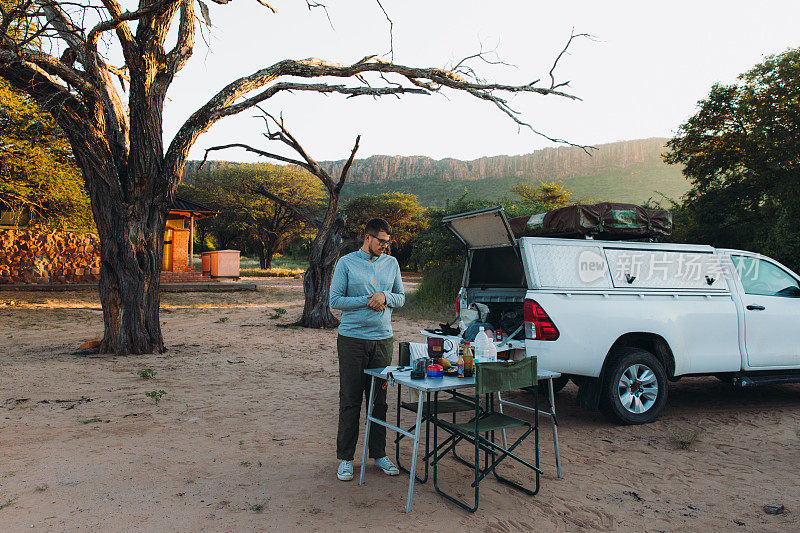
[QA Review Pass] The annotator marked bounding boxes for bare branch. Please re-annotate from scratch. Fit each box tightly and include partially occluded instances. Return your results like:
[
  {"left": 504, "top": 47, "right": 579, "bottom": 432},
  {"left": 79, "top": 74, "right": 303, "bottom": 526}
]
[
  {"left": 256, "top": 108, "right": 336, "bottom": 192},
  {"left": 87, "top": 0, "right": 178, "bottom": 56},
  {"left": 374, "top": 0, "right": 393, "bottom": 61},
  {"left": 548, "top": 29, "right": 594, "bottom": 90},
  {"left": 37, "top": 1, "right": 90, "bottom": 62},
  {"left": 451, "top": 42, "right": 516, "bottom": 79},
  {"left": 165, "top": 0, "right": 195, "bottom": 75},
  {"left": 306, "top": 1, "right": 333, "bottom": 29},
  {"left": 251, "top": 0, "right": 276, "bottom": 13},
  {"left": 201, "top": 143, "right": 310, "bottom": 171},
  {"left": 213, "top": 81, "right": 427, "bottom": 121},
  {"left": 336, "top": 135, "right": 360, "bottom": 193},
  {"left": 16, "top": 48, "right": 96, "bottom": 95},
  {"left": 98, "top": 0, "right": 139, "bottom": 68}
]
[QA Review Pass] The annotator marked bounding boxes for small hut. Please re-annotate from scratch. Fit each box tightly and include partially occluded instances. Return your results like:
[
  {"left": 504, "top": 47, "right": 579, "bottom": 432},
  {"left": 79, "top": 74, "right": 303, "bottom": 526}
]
[{"left": 163, "top": 197, "right": 218, "bottom": 277}]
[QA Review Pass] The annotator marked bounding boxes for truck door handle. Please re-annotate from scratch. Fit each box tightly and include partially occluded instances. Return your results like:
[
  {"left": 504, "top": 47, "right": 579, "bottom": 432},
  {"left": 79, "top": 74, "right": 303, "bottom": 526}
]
[{"left": 746, "top": 305, "right": 765, "bottom": 311}]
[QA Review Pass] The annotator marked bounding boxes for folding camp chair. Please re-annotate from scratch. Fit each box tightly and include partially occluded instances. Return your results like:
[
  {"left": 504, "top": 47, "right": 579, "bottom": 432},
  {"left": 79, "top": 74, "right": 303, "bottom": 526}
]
[
  {"left": 393, "top": 343, "right": 476, "bottom": 483},
  {"left": 432, "top": 357, "right": 541, "bottom": 512}
]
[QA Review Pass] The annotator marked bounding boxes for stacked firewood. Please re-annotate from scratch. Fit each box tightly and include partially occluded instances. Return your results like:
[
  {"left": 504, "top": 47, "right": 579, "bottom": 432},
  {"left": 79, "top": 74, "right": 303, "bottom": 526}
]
[{"left": 0, "top": 229, "right": 101, "bottom": 284}]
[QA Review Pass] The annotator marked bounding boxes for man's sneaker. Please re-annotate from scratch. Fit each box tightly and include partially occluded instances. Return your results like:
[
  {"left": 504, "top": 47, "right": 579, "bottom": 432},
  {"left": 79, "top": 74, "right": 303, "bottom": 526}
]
[
  {"left": 374, "top": 456, "right": 399, "bottom": 476},
  {"left": 337, "top": 460, "right": 353, "bottom": 481}
]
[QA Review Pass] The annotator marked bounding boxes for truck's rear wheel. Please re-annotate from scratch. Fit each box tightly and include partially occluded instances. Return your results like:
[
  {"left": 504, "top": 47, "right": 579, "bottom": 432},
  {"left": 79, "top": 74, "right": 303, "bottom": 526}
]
[{"left": 601, "top": 348, "right": 668, "bottom": 425}]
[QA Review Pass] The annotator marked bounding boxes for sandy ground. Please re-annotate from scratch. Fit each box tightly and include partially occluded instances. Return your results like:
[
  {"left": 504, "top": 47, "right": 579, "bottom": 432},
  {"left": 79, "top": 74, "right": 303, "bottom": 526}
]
[{"left": 1, "top": 276, "right": 799, "bottom": 532}]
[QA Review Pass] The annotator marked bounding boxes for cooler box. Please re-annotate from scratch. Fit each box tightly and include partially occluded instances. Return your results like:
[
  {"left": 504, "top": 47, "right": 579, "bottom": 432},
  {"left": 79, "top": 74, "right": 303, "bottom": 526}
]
[{"left": 204, "top": 250, "right": 240, "bottom": 279}]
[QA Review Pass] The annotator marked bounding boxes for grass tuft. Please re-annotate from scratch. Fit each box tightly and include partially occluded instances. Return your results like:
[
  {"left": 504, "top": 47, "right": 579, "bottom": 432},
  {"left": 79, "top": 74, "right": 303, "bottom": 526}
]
[
  {"left": 145, "top": 390, "right": 166, "bottom": 403},
  {"left": 137, "top": 368, "right": 157, "bottom": 380},
  {"left": 668, "top": 425, "right": 700, "bottom": 450},
  {"left": 268, "top": 308, "right": 287, "bottom": 319},
  {"left": 0, "top": 497, "right": 17, "bottom": 511}
]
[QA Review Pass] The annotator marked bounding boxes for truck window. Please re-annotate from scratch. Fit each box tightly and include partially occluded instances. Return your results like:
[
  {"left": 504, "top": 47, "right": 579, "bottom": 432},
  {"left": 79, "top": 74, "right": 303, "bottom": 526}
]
[
  {"left": 468, "top": 247, "right": 526, "bottom": 288},
  {"left": 732, "top": 255, "right": 800, "bottom": 297}
]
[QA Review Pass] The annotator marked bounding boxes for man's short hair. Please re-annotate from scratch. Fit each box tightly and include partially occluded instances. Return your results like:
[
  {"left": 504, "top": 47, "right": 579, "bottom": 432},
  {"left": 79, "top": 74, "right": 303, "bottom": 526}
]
[{"left": 364, "top": 217, "right": 391, "bottom": 236}]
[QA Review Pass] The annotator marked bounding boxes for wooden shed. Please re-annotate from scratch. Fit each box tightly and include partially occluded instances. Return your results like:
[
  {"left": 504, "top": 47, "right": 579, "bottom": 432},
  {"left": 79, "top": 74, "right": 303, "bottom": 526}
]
[{"left": 163, "top": 197, "right": 218, "bottom": 275}]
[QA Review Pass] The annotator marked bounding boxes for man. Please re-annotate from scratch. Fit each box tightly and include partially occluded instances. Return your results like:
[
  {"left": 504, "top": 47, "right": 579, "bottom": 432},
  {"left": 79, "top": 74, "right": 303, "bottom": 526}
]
[{"left": 329, "top": 217, "right": 405, "bottom": 481}]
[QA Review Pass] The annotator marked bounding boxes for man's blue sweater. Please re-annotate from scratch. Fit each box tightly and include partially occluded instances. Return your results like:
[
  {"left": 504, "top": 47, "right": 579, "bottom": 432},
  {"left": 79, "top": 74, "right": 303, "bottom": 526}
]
[{"left": 329, "top": 249, "right": 405, "bottom": 340}]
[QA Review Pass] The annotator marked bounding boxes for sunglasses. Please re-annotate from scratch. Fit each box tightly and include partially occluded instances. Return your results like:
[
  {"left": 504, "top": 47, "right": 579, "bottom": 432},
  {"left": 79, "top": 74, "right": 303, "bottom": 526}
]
[{"left": 368, "top": 233, "right": 392, "bottom": 248}]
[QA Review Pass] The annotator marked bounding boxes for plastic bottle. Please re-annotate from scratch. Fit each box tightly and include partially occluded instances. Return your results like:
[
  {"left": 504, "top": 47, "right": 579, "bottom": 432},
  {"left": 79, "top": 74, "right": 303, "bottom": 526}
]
[
  {"left": 473, "top": 327, "right": 497, "bottom": 363},
  {"left": 486, "top": 337, "right": 497, "bottom": 362}
]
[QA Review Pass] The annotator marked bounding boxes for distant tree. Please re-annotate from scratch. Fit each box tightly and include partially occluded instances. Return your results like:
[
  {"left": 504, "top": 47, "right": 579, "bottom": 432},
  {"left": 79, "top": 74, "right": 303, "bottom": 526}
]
[
  {"left": 510, "top": 179, "right": 573, "bottom": 211},
  {"left": 0, "top": 78, "right": 91, "bottom": 231},
  {"left": 343, "top": 192, "right": 426, "bottom": 267},
  {"left": 179, "top": 163, "right": 323, "bottom": 268},
  {"left": 664, "top": 47, "right": 800, "bottom": 272}
]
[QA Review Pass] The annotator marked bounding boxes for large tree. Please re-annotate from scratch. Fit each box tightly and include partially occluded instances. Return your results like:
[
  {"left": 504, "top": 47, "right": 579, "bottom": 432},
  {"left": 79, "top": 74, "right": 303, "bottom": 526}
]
[
  {"left": 664, "top": 47, "right": 800, "bottom": 272},
  {"left": 1, "top": 1, "right": 586, "bottom": 351}
]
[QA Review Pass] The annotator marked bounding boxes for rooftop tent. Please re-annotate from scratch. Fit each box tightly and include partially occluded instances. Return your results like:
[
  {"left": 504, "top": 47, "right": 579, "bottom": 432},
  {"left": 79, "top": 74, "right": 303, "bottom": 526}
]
[{"left": 507, "top": 202, "right": 673, "bottom": 241}]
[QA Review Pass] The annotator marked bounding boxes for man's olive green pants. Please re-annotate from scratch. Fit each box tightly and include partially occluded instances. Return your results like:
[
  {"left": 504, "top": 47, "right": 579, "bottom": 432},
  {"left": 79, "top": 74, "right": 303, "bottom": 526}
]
[{"left": 336, "top": 334, "right": 394, "bottom": 461}]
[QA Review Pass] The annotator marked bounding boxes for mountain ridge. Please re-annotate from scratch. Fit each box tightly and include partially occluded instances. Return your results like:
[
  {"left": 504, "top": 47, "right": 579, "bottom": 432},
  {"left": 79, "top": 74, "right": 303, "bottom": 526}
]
[{"left": 184, "top": 137, "right": 689, "bottom": 206}]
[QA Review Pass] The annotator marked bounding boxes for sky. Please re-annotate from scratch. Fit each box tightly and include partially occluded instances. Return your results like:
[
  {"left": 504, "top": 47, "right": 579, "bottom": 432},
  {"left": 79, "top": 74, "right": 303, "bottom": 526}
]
[{"left": 161, "top": 0, "right": 800, "bottom": 163}]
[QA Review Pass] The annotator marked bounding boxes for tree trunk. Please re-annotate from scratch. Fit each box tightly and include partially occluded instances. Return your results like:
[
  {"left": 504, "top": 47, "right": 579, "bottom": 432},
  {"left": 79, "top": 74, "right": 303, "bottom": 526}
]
[
  {"left": 299, "top": 210, "right": 346, "bottom": 328},
  {"left": 258, "top": 247, "right": 268, "bottom": 269},
  {"left": 86, "top": 167, "right": 168, "bottom": 355},
  {"left": 262, "top": 238, "right": 281, "bottom": 270}
]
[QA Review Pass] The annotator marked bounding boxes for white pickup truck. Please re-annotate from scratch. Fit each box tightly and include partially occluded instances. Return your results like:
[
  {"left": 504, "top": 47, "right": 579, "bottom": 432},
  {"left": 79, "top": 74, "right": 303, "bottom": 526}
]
[{"left": 444, "top": 206, "right": 800, "bottom": 424}]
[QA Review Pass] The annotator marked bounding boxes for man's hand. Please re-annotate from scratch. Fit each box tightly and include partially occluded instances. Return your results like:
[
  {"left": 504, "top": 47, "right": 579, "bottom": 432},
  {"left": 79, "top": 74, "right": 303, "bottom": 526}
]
[{"left": 367, "top": 292, "right": 387, "bottom": 311}]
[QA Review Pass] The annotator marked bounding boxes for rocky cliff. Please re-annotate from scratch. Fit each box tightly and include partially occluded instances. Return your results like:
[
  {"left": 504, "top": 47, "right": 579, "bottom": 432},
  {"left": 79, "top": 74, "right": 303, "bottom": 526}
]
[
  {"left": 320, "top": 138, "right": 671, "bottom": 184},
  {"left": 183, "top": 138, "right": 687, "bottom": 205}
]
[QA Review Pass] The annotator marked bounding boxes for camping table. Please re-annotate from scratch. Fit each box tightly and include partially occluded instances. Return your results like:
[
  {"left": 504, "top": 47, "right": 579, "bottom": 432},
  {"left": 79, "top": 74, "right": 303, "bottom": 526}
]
[
  {"left": 359, "top": 367, "right": 561, "bottom": 513},
  {"left": 418, "top": 330, "right": 563, "bottom": 479}
]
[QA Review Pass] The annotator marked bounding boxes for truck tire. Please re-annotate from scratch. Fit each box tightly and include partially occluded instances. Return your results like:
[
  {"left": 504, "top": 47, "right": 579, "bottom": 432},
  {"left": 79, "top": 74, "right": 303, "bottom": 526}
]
[{"left": 600, "top": 347, "right": 668, "bottom": 425}]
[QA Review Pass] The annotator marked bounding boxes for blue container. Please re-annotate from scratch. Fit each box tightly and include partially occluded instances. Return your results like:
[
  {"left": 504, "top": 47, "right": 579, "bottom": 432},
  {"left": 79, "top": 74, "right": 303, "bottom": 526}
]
[{"left": 427, "top": 365, "right": 444, "bottom": 379}]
